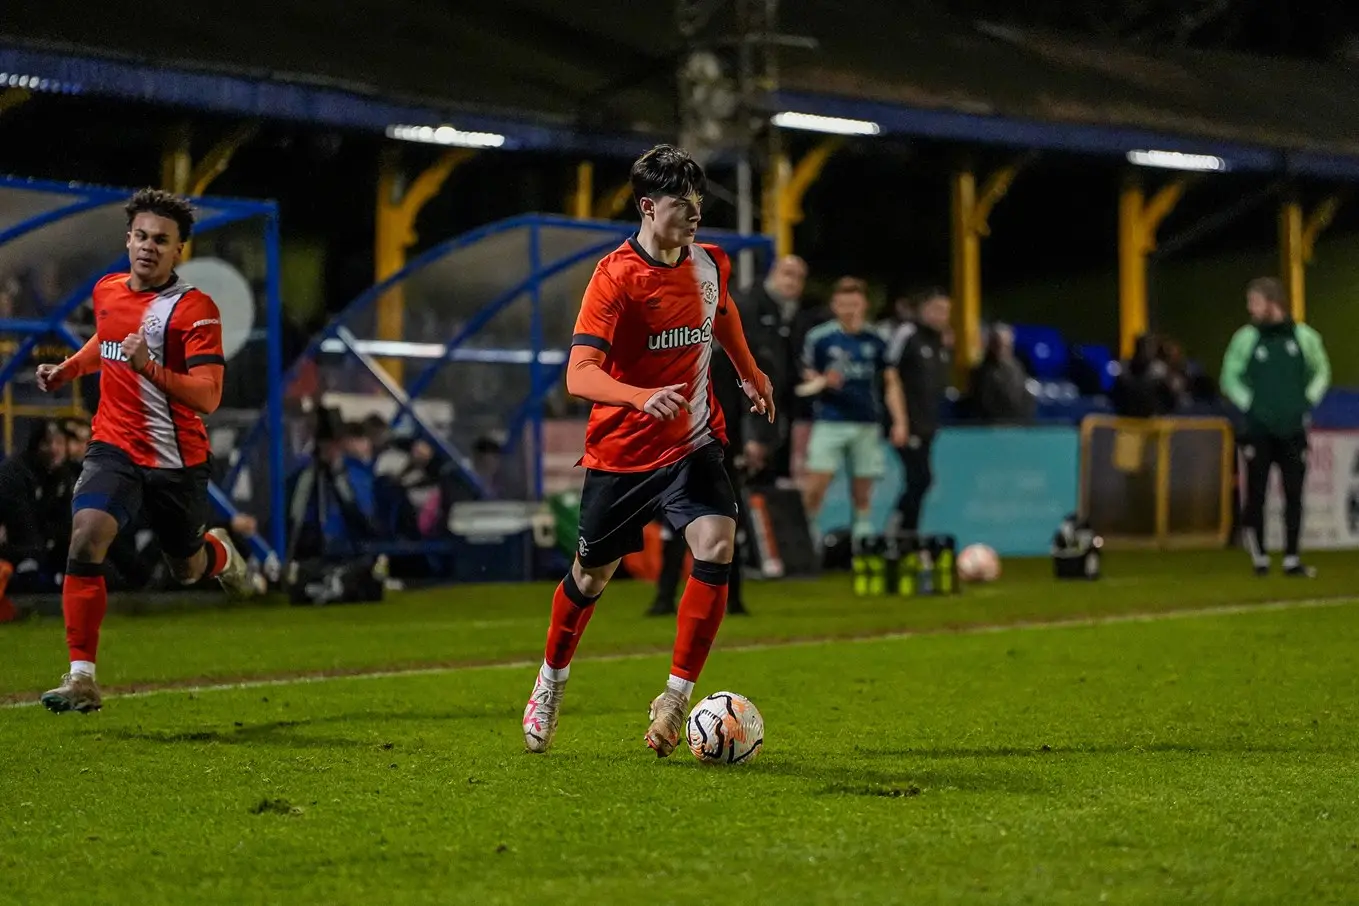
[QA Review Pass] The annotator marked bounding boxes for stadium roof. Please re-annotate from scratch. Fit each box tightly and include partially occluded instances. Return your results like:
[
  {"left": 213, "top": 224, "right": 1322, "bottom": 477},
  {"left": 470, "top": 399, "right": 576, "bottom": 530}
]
[{"left": 4, "top": 1, "right": 1359, "bottom": 175}]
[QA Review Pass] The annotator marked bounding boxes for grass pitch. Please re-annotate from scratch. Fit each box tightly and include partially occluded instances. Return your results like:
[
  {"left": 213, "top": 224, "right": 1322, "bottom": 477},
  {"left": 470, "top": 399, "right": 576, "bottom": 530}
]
[{"left": 3, "top": 550, "right": 1359, "bottom": 904}]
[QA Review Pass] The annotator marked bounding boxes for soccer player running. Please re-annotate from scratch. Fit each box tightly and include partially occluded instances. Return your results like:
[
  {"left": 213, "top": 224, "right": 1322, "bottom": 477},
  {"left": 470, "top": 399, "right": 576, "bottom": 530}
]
[
  {"left": 522, "top": 145, "right": 775, "bottom": 757},
  {"left": 798, "top": 277, "right": 908, "bottom": 546},
  {"left": 1221, "top": 276, "right": 1331, "bottom": 577},
  {"left": 35, "top": 189, "right": 257, "bottom": 713}
]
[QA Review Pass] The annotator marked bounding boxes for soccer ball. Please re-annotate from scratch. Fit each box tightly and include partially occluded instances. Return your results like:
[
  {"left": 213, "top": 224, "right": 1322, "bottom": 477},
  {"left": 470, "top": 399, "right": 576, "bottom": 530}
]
[
  {"left": 686, "top": 692, "right": 764, "bottom": 765},
  {"left": 957, "top": 543, "right": 1001, "bottom": 583}
]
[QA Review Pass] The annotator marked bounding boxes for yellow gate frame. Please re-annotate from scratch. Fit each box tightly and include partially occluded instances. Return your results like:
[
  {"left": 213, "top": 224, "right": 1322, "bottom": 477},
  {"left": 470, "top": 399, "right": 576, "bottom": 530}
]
[{"left": 1078, "top": 414, "right": 1235, "bottom": 550}]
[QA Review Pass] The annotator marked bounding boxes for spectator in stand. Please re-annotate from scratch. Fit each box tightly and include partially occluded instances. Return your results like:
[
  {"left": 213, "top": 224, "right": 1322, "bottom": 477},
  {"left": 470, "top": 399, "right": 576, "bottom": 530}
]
[
  {"left": 738, "top": 255, "right": 816, "bottom": 484},
  {"left": 0, "top": 421, "right": 72, "bottom": 618},
  {"left": 1111, "top": 333, "right": 1174, "bottom": 417},
  {"left": 970, "top": 323, "right": 1034, "bottom": 423}
]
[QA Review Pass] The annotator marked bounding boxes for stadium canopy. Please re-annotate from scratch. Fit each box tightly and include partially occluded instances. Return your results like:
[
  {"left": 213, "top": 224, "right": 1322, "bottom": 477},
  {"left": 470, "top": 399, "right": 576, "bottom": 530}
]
[{"left": 4, "top": 1, "right": 1359, "bottom": 174}]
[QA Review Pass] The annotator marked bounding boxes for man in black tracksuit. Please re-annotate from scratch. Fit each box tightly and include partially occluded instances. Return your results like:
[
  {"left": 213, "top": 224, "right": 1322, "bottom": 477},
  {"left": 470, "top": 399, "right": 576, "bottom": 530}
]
[
  {"left": 884, "top": 289, "right": 953, "bottom": 534},
  {"left": 737, "top": 255, "right": 820, "bottom": 484},
  {"left": 646, "top": 347, "right": 749, "bottom": 616},
  {"left": 1220, "top": 277, "right": 1332, "bottom": 577}
]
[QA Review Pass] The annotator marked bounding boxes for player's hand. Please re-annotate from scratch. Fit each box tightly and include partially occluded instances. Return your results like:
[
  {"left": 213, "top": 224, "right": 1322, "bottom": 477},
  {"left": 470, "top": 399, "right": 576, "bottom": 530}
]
[
  {"left": 890, "top": 421, "right": 909, "bottom": 448},
  {"left": 122, "top": 330, "right": 151, "bottom": 371},
  {"left": 35, "top": 363, "right": 67, "bottom": 393},
  {"left": 823, "top": 369, "right": 845, "bottom": 390},
  {"left": 741, "top": 374, "right": 777, "bottom": 424},
  {"left": 642, "top": 384, "right": 689, "bottom": 420}
]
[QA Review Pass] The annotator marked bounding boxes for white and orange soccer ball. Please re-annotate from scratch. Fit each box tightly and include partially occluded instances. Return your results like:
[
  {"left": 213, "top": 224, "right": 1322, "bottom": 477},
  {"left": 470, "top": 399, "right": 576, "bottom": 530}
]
[
  {"left": 957, "top": 543, "right": 1002, "bottom": 583},
  {"left": 686, "top": 692, "right": 764, "bottom": 765}
]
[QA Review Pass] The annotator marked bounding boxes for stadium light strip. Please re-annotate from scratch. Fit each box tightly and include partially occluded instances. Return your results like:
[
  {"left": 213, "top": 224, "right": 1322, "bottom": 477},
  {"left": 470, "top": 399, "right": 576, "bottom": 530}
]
[
  {"left": 318, "top": 338, "right": 566, "bottom": 365},
  {"left": 386, "top": 123, "right": 506, "bottom": 149},
  {"left": 0, "top": 72, "right": 82, "bottom": 94},
  {"left": 770, "top": 111, "right": 881, "bottom": 136},
  {"left": 1126, "top": 149, "right": 1225, "bottom": 172}
]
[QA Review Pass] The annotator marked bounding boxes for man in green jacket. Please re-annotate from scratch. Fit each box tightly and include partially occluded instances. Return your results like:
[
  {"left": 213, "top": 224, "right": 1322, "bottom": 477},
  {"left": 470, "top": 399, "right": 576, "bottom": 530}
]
[{"left": 1220, "top": 277, "right": 1332, "bottom": 577}]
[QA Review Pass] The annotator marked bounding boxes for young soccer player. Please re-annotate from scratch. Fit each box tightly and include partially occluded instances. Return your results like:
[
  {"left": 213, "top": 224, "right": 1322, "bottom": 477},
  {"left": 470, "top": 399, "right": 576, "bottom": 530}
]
[
  {"left": 34, "top": 188, "right": 257, "bottom": 713},
  {"left": 798, "top": 277, "right": 909, "bottom": 545},
  {"left": 522, "top": 144, "right": 775, "bottom": 757}
]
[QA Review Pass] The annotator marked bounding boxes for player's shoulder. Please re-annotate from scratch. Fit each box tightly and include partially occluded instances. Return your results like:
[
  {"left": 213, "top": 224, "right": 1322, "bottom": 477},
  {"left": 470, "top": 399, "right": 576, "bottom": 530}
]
[
  {"left": 805, "top": 319, "right": 841, "bottom": 345},
  {"left": 93, "top": 273, "right": 129, "bottom": 297},
  {"left": 1294, "top": 321, "right": 1323, "bottom": 343},
  {"left": 693, "top": 242, "right": 731, "bottom": 268},
  {"left": 1228, "top": 323, "right": 1260, "bottom": 345},
  {"left": 174, "top": 285, "right": 221, "bottom": 319}
]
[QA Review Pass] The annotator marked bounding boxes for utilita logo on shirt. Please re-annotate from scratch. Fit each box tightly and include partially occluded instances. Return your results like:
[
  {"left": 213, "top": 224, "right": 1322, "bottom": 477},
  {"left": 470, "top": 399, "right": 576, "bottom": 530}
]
[
  {"left": 648, "top": 318, "right": 713, "bottom": 351},
  {"left": 101, "top": 340, "right": 159, "bottom": 365}
]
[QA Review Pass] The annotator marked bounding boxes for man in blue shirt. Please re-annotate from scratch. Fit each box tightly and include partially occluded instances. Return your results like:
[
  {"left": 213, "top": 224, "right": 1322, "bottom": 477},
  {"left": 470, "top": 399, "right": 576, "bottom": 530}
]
[{"left": 799, "top": 277, "right": 908, "bottom": 545}]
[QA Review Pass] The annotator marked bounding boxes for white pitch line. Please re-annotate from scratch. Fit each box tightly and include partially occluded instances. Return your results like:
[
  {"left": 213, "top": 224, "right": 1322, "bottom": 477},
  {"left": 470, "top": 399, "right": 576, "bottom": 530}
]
[{"left": 4, "top": 595, "right": 1355, "bottom": 710}]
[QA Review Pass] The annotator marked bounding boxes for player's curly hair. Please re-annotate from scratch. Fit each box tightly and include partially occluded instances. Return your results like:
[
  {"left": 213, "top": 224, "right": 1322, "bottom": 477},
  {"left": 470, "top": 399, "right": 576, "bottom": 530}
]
[
  {"left": 125, "top": 188, "right": 195, "bottom": 241},
  {"left": 630, "top": 144, "right": 706, "bottom": 214}
]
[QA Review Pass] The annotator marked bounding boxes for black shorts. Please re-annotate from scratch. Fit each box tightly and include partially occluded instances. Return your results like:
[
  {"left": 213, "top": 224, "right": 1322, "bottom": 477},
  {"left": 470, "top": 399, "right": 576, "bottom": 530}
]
[
  {"left": 72, "top": 441, "right": 212, "bottom": 560},
  {"left": 576, "top": 442, "right": 738, "bottom": 569}
]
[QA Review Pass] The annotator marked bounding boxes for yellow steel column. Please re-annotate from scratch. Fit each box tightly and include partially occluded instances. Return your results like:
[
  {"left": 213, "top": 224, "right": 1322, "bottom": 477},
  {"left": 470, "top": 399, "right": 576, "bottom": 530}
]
[
  {"left": 0, "top": 87, "right": 32, "bottom": 117},
  {"left": 1280, "top": 195, "right": 1342, "bottom": 323},
  {"left": 950, "top": 168, "right": 979, "bottom": 388},
  {"left": 161, "top": 122, "right": 193, "bottom": 195},
  {"left": 1279, "top": 199, "right": 1305, "bottom": 322},
  {"left": 764, "top": 138, "right": 842, "bottom": 257},
  {"left": 949, "top": 162, "right": 1021, "bottom": 384},
  {"left": 593, "top": 182, "right": 634, "bottom": 220},
  {"left": 571, "top": 161, "right": 594, "bottom": 219},
  {"left": 1117, "top": 175, "right": 1188, "bottom": 359},
  {"left": 375, "top": 147, "right": 477, "bottom": 383}
]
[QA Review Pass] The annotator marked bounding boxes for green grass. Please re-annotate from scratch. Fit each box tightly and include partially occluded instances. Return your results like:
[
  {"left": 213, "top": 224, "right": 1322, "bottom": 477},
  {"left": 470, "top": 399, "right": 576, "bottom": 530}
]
[{"left": 3, "top": 551, "right": 1359, "bottom": 904}]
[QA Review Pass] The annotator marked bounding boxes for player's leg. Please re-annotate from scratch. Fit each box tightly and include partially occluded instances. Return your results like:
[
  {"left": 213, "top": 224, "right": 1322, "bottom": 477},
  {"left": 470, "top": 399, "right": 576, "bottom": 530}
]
[
  {"left": 1278, "top": 432, "right": 1313, "bottom": 577},
  {"left": 722, "top": 446, "right": 748, "bottom": 616},
  {"left": 146, "top": 464, "right": 257, "bottom": 596},
  {"left": 1239, "top": 436, "right": 1272, "bottom": 575},
  {"left": 524, "top": 468, "right": 655, "bottom": 753},
  {"left": 42, "top": 443, "right": 140, "bottom": 713},
  {"left": 646, "top": 526, "right": 689, "bottom": 617},
  {"left": 800, "top": 421, "right": 849, "bottom": 540},
  {"left": 895, "top": 436, "right": 934, "bottom": 535},
  {"left": 848, "top": 423, "right": 887, "bottom": 545},
  {"left": 646, "top": 444, "right": 740, "bottom": 757}
]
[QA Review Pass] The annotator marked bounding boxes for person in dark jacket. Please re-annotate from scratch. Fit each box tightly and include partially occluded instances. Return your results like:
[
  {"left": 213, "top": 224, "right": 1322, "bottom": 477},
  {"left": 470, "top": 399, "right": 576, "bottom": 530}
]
[
  {"left": 1221, "top": 276, "right": 1331, "bottom": 577},
  {"left": 884, "top": 288, "right": 953, "bottom": 535},
  {"left": 0, "top": 421, "right": 71, "bottom": 600},
  {"left": 970, "top": 323, "right": 1034, "bottom": 423},
  {"left": 737, "top": 255, "right": 819, "bottom": 484}
]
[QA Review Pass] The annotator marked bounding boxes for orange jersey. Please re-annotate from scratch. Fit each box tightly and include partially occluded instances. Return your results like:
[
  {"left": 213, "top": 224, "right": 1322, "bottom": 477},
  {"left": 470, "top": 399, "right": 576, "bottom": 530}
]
[
  {"left": 572, "top": 238, "right": 745, "bottom": 473},
  {"left": 90, "top": 273, "right": 225, "bottom": 469}
]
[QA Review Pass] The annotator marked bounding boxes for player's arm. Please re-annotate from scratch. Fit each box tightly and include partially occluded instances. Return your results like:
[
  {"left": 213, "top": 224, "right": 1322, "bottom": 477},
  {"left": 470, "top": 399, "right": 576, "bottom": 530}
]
[
  {"left": 137, "top": 294, "right": 225, "bottom": 414},
  {"left": 883, "top": 368, "right": 909, "bottom": 439},
  {"left": 37, "top": 335, "right": 100, "bottom": 392},
  {"left": 1219, "top": 325, "right": 1257, "bottom": 412},
  {"left": 567, "top": 267, "right": 660, "bottom": 410},
  {"left": 1298, "top": 324, "right": 1332, "bottom": 407}
]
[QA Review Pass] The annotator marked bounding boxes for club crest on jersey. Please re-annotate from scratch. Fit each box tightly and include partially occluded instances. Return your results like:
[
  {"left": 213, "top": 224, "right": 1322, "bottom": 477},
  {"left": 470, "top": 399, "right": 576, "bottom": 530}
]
[
  {"left": 648, "top": 317, "right": 713, "bottom": 351},
  {"left": 701, "top": 281, "right": 718, "bottom": 305},
  {"left": 142, "top": 313, "right": 164, "bottom": 335}
]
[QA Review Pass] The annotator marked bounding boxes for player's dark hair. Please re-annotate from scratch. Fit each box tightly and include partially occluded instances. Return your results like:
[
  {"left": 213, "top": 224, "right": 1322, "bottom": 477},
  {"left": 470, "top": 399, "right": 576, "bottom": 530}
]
[
  {"left": 630, "top": 144, "right": 706, "bottom": 214},
  {"left": 125, "top": 188, "right": 195, "bottom": 242},
  {"left": 1246, "top": 276, "right": 1286, "bottom": 307},
  {"left": 831, "top": 276, "right": 869, "bottom": 298},
  {"left": 910, "top": 286, "right": 950, "bottom": 309}
]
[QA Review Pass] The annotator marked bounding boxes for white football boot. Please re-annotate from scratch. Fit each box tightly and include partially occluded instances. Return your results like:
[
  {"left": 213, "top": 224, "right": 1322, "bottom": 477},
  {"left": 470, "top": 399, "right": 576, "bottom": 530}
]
[
  {"left": 523, "top": 670, "right": 567, "bottom": 753},
  {"left": 644, "top": 687, "right": 691, "bottom": 757}
]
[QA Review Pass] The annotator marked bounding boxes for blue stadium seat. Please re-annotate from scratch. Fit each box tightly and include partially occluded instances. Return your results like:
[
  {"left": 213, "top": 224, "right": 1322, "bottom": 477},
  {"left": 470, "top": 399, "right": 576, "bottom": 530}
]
[
  {"left": 1070, "top": 343, "right": 1118, "bottom": 393},
  {"left": 1010, "top": 324, "right": 1070, "bottom": 380}
]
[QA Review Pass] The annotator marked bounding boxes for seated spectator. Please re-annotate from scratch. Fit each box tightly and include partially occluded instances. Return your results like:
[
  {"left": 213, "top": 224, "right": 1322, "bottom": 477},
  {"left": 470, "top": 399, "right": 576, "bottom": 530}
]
[
  {"left": 0, "top": 421, "right": 72, "bottom": 611},
  {"left": 970, "top": 324, "right": 1035, "bottom": 423},
  {"left": 1111, "top": 334, "right": 1175, "bottom": 417}
]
